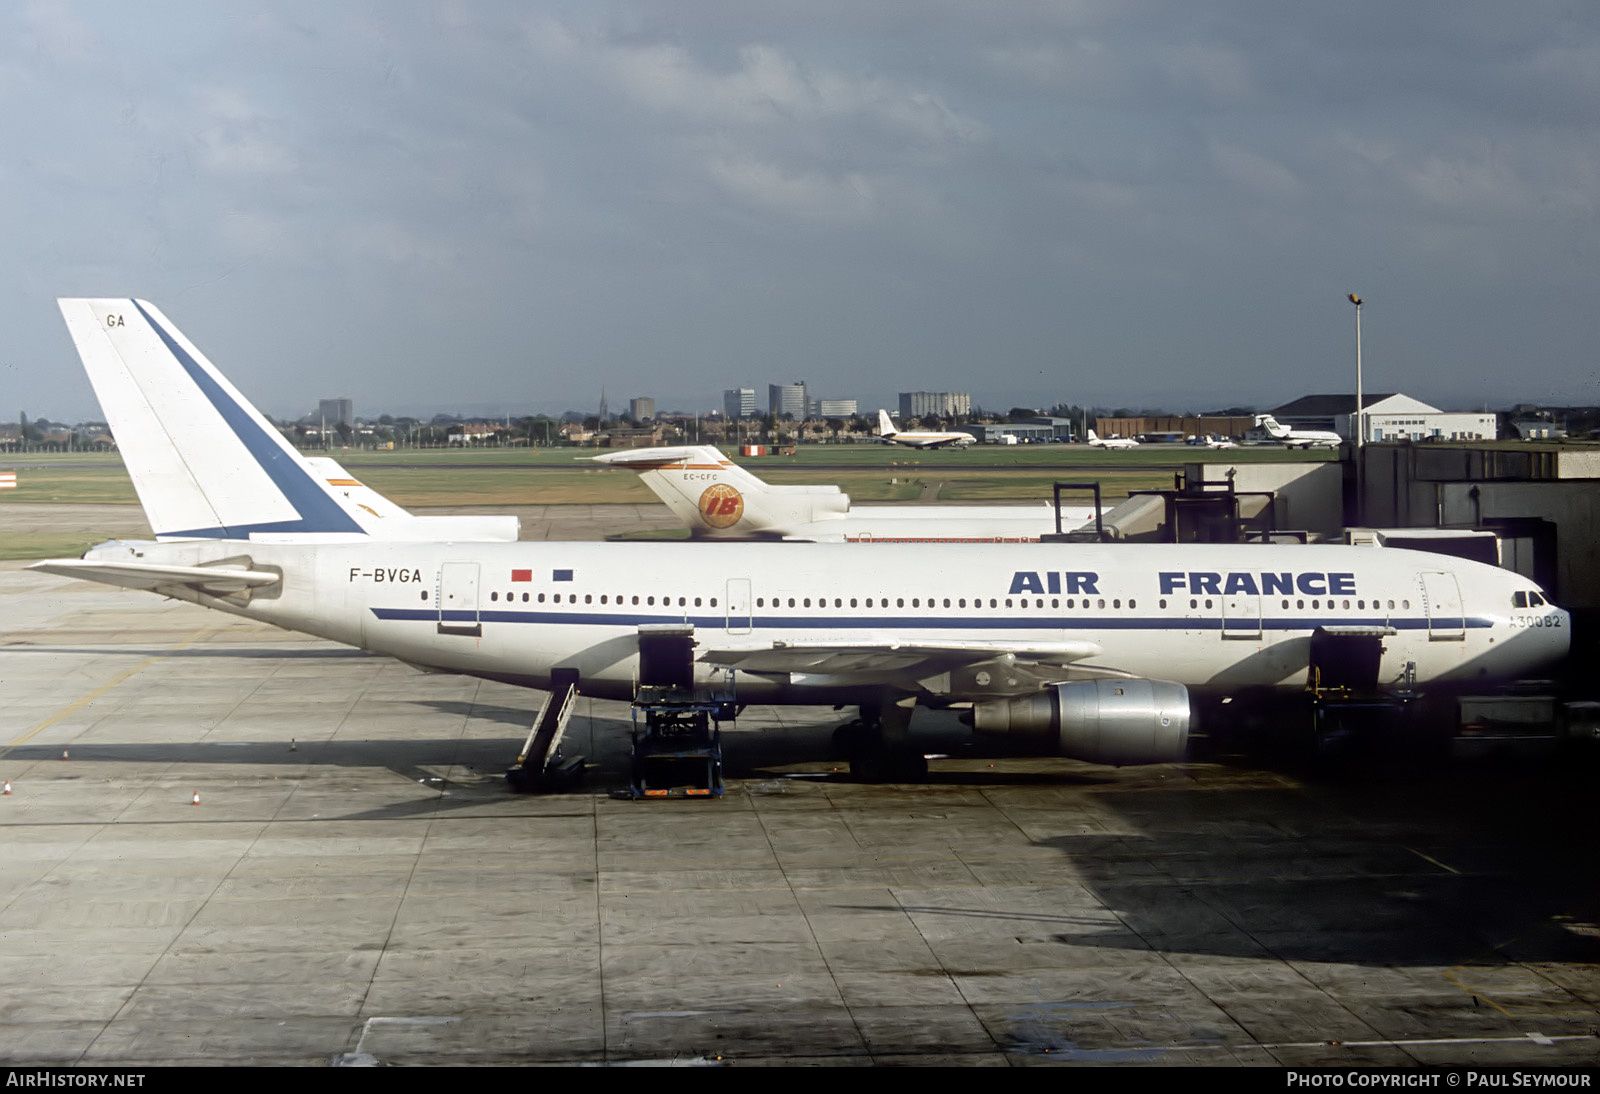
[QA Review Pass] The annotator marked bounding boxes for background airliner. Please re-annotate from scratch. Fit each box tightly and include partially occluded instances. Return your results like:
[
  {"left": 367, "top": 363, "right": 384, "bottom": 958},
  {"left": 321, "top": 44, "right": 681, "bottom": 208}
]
[
  {"left": 1257, "top": 414, "right": 1343, "bottom": 449},
  {"left": 32, "top": 299, "right": 1570, "bottom": 783},
  {"left": 1088, "top": 429, "right": 1139, "bottom": 449},
  {"left": 876, "top": 409, "right": 977, "bottom": 449},
  {"left": 591, "top": 445, "right": 1097, "bottom": 541}
]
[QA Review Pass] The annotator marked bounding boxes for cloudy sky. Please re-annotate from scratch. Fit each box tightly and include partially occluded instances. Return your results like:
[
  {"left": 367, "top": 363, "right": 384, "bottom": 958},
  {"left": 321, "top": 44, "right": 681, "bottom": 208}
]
[{"left": 3, "top": 2, "right": 1597, "bottom": 422}]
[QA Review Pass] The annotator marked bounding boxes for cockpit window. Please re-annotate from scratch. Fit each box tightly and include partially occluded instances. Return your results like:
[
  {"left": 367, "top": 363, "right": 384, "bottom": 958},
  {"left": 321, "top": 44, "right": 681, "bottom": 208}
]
[
  {"left": 1513, "top": 591, "right": 1527, "bottom": 608},
  {"left": 1513, "top": 590, "right": 1548, "bottom": 608}
]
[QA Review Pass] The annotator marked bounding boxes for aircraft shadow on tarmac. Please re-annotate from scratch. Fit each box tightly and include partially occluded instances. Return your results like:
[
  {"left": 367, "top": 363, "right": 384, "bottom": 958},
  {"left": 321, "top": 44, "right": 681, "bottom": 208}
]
[{"left": 840, "top": 771, "right": 1600, "bottom": 970}]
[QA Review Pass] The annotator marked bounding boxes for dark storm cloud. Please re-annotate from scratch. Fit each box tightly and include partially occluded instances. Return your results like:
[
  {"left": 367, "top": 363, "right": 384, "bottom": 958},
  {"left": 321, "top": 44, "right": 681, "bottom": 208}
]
[{"left": 2, "top": 2, "right": 1595, "bottom": 422}]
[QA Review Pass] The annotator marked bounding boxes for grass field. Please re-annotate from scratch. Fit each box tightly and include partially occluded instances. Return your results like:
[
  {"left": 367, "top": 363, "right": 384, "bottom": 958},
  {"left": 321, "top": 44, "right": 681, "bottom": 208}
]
[{"left": 0, "top": 442, "right": 1333, "bottom": 558}]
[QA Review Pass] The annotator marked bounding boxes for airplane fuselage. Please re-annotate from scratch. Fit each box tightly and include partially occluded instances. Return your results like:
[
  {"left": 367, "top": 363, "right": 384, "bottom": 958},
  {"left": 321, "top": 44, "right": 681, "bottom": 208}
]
[{"left": 126, "top": 537, "right": 1569, "bottom": 705}]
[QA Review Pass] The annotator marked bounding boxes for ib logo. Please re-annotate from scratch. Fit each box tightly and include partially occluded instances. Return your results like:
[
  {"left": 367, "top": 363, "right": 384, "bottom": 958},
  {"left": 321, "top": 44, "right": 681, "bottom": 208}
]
[{"left": 698, "top": 484, "right": 744, "bottom": 529}]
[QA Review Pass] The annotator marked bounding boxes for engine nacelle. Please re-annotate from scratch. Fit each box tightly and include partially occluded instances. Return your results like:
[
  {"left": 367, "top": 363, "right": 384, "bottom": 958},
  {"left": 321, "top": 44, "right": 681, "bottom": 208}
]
[{"left": 967, "top": 679, "right": 1191, "bottom": 766}]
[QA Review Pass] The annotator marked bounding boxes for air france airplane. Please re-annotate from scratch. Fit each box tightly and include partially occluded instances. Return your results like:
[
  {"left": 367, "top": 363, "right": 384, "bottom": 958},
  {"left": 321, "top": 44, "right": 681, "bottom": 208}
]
[
  {"left": 33, "top": 300, "right": 1570, "bottom": 781},
  {"left": 876, "top": 409, "right": 977, "bottom": 449},
  {"left": 591, "top": 445, "right": 1097, "bottom": 542}
]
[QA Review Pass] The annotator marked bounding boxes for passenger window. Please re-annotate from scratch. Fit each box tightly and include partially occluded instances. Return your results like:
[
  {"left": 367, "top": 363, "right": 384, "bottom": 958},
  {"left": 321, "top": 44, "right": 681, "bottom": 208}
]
[
  {"left": 693, "top": 597, "right": 701, "bottom": 607},
  {"left": 804, "top": 598, "right": 811, "bottom": 607},
  {"left": 585, "top": 594, "right": 593, "bottom": 604},
  {"left": 959, "top": 599, "right": 966, "bottom": 608},
  {"left": 943, "top": 598, "right": 951, "bottom": 608}
]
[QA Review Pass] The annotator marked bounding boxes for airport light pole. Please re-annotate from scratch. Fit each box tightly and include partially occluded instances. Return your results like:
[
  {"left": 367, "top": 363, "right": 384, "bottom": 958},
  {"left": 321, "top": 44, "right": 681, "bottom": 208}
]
[{"left": 1349, "top": 293, "right": 1364, "bottom": 524}]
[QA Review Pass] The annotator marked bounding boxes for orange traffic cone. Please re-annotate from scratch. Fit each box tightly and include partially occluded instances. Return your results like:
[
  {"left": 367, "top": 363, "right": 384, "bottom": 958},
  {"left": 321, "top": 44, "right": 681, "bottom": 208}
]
[
  {"left": 3, "top": 780, "right": 10, "bottom": 795},
  {"left": 191, "top": 791, "right": 200, "bottom": 806}
]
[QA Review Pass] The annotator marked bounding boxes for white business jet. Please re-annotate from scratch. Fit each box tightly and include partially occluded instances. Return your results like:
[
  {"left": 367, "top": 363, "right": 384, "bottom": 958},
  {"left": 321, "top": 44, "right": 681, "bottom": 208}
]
[
  {"left": 1087, "top": 429, "right": 1139, "bottom": 450},
  {"left": 591, "top": 445, "right": 1098, "bottom": 542},
  {"left": 876, "top": 409, "right": 977, "bottom": 449},
  {"left": 1257, "top": 415, "right": 1343, "bottom": 449},
  {"left": 32, "top": 300, "right": 1570, "bottom": 781}
]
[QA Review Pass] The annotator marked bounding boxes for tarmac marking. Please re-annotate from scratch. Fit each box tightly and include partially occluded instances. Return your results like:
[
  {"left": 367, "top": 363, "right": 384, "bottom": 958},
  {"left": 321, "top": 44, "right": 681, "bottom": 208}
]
[
  {"left": 2, "top": 629, "right": 213, "bottom": 752},
  {"left": 1405, "top": 845, "right": 1462, "bottom": 874}
]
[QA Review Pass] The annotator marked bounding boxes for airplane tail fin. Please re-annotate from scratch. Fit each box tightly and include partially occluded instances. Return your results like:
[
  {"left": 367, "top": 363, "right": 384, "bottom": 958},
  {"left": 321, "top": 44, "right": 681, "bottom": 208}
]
[
  {"left": 1087, "top": 429, "right": 1101, "bottom": 443},
  {"left": 877, "top": 409, "right": 896, "bottom": 437},
  {"left": 1257, "top": 415, "right": 1288, "bottom": 437},
  {"left": 592, "top": 445, "right": 846, "bottom": 537},
  {"left": 58, "top": 299, "right": 366, "bottom": 540}
]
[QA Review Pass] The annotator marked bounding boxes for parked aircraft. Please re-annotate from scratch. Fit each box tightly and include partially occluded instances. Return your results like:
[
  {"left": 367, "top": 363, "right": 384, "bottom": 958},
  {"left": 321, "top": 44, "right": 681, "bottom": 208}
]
[
  {"left": 591, "top": 445, "right": 1097, "bottom": 541},
  {"left": 35, "top": 300, "right": 1571, "bottom": 781},
  {"left": 876, "top": 409, "right": 977, "bottom": 449},
  {"left": 1088, "top": 429, "right": 1139, "bottom": 450},
  {"left": 1257, "top": 415, "right": 1343, "bottom": 449},
  {"left": 1203, "top": 435, "right": 1239, "bottom": 450}
]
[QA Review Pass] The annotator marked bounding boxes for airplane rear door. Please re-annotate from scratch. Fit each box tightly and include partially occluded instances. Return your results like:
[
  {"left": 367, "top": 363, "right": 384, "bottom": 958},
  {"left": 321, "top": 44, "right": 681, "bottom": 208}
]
[
  {"left": 1420, "top": 571, "right": 1464, "bottom": 640},
  {"left": 438, "top": 561, "right": 482, "bottom": 637},
  {"left": 725, "top": 578, "right": 752, "bottom": 634}
]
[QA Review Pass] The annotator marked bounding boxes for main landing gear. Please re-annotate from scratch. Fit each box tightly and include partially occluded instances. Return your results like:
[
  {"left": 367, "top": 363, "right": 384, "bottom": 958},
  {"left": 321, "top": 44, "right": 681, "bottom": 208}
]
[{"left": 833, "top": 696, "right": 930, "bottom": 783}]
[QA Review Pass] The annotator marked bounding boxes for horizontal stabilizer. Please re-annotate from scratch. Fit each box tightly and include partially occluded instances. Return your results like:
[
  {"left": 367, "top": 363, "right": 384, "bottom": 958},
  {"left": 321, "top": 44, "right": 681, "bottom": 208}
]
[{"left": 28, "top": 558, "right": 281, "bottom": 595}]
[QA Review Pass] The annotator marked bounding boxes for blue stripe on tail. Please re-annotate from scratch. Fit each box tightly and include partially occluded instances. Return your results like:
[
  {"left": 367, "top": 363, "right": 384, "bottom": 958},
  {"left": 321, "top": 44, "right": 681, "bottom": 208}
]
[{"left": 132, "top": 301, "right": 364, "bottom": 538}]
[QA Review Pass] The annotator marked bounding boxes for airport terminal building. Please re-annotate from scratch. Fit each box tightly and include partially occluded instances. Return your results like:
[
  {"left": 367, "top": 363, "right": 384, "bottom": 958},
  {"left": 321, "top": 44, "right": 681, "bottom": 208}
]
[{"left": 1273, "top": 393, "right": 1498, "bottom": 443}]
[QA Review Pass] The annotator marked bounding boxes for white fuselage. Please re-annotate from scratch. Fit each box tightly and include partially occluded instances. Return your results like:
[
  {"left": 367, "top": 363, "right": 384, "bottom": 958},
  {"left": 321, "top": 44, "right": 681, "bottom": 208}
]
[{"left": 133, "top": 538, "right": 1570, "bottom": 705}]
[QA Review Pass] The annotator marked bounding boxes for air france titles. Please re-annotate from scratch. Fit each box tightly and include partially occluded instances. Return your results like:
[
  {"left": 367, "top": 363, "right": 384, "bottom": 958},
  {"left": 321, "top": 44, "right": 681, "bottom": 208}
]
[
  {"left": 1006, "top": 571, "right": 1360, "bottom": 598},
  {"left": 1159, "top": 571, "right": 1356, "bottom": 597}
]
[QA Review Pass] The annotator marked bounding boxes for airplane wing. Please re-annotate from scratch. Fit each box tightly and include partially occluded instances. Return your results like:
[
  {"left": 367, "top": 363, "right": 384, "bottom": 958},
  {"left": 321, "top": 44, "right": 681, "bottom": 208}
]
[
  {"left": 701, "top": 638, "right": 1103, "bottom": 675},
  {"left": 28, "top": 559, "right": 281, "bottom": 595}
]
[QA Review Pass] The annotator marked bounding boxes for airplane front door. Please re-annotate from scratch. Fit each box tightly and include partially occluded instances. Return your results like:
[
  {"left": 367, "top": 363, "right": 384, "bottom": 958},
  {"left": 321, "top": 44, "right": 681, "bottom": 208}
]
[
  {"left": 1421, "top": 571, "right": 1465, "bottom": 640},
  {"left": 1222, "top": 595, "right": 1262, "bottom": 640},
  {"left": 438, "top": 561, "right": 482, "bottom": 637}
]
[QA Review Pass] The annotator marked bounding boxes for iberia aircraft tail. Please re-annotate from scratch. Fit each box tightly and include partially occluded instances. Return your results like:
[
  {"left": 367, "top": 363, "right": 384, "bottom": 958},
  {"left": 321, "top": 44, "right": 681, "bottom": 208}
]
[
  {"left": 55, "top": 299, "right": 515, "bottom": 543},
  {"left": 590, "top": 446, "right": 848, "bottom": 538}
]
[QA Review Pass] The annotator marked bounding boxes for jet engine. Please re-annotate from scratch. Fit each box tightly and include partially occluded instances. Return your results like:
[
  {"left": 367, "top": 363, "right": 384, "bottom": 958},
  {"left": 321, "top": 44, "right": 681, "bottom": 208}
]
[{"left": 965, "top": 679, "right": 1190, "bottom": 766}]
